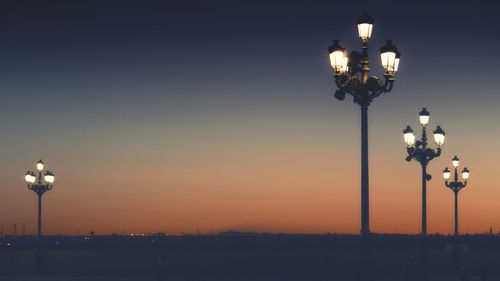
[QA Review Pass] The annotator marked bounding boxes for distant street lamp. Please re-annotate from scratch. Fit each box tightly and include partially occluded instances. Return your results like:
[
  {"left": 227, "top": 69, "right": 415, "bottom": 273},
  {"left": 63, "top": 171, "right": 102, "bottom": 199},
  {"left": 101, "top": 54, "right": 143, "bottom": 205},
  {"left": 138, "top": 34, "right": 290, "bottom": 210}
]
[
  {"left": 403, "top": 108, "right": 444, "bottom": 277},
  {"left": 443, "top": 156, "right": 470, "bottom": 237},
  {"left": 443, "top": 156, "right": 469, "bottom": 266},
  {"left": 25, "top": 160, "right": 56, "bottom": 237},
  {"left": 403, "top": 108, "right": 445, "bottom": 236},
  {"left": 327, "top": 12, "right": 401, "bottom": 256}
]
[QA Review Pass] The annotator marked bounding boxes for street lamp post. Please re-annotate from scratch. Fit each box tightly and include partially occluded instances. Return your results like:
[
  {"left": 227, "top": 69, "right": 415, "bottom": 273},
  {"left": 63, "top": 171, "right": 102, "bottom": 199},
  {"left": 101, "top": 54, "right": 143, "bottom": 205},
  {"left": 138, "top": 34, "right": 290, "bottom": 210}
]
[
  {"left": 443, "top": 156, "right": 470, "bottom": 266},
  {"left": 327, "top": 12, "right": 401, "bottom": 257},
  {"left": 403, "top": 108, "right": 445, "bottom": 276},
  {"left": 24, "top": 160, "right": 56, "bottom": 237}
]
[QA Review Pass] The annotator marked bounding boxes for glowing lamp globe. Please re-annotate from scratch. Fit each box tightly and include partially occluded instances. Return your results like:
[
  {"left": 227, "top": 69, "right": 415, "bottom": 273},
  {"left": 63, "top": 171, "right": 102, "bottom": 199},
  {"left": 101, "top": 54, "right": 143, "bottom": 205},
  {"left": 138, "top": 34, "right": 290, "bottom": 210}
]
[
  {"left": 44, "top": 171, "right": 55, "bottom": 184},
  {"left": 357, "top": 12, "right": 374, "bottom": 42},
  {"left": 419, "top": 108, "right": 430, "bottom": 126},
  {"left": 452, "top": 156, "right": 460, "bottom": 168},
  {"left": 380, "top": 40, "right": 400, "bottom": 76},
  {"left": 328, "top": 40, "right": 349, "bottom": 75},
  {"left": 462, "top": 167, "right": 470, "bottom": 180},
  {"left": 403, "top": 126, "right": 415, "bottom": 147},
  {"left": 25, "top": 171, "right": 36, "bottom": 184},
  {"left": 433, "top": 126, "right": 445, "bottom": 147},
  {"left": 36, "top": 160, "right": 44, "bottom": 171},
  {"left": 442, "top": 167, "right": 451, "bottom": 180}
]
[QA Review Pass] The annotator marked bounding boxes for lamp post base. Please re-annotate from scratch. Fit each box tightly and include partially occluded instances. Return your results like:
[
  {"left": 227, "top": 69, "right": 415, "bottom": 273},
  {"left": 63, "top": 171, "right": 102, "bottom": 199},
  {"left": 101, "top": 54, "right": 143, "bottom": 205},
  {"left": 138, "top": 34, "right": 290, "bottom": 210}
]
[
  {"left": 34, "top": 250, "right": 51, "bottom": 277},
  {"left": 419, "top": 250, "right": 430, "bottom": 281},
  {"left": 355, "top": 256, "right": 374, "bottom": 281},
  {"left": 452, "top": 243, "right": 461, "bottom": 268}
]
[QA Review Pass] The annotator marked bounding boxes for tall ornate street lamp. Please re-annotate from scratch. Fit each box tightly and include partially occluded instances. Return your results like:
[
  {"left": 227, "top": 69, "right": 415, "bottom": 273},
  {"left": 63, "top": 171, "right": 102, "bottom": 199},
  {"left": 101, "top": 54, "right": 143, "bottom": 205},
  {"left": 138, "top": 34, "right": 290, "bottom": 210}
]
[
  {"left": 24, "top": 160, "right": 56, "bottom": 237},
  {"left": 443, "top": 156, "right": 470, "bottom": 266},
  {"left": 403, "top": 108, "right": 445, "bottom": 276},
  {"left": 327, "top": 12, "right": 401, "bottom": 255}
]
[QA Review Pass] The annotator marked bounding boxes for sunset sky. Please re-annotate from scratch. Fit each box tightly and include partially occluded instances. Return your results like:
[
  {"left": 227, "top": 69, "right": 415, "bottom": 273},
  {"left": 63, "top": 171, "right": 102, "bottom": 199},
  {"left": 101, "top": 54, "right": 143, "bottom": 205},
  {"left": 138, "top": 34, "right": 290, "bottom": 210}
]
[{"left": 0, "top": 0, "right": 498, "bottom": 235}]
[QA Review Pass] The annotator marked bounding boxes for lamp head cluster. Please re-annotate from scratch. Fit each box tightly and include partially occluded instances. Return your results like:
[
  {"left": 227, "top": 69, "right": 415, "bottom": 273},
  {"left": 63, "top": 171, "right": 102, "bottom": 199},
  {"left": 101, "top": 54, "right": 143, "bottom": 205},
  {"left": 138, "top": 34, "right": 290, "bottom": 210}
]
[
  {"left": 328, "top": 17, "right": 401, "bottom": 77},
  {"left": 25, "top": 159, "right": 56, "bottom": 193},
  {"left": 443, "top": 156, "right": 470, "bottom": 181},
  {"left": 443, "top": 156, "right": 470, "bottom": 191},
  {"left": 328, "top": 12, "right": 400, "bottom": 105},
  {"left": 403, "top": 108, "right": 444, "bottom": 168},
  {"left": 403, "top": 108, "right": 445, "bottom": 148},
  {"left": 328, "top": 33, "right": 401, "bottom": 79}
]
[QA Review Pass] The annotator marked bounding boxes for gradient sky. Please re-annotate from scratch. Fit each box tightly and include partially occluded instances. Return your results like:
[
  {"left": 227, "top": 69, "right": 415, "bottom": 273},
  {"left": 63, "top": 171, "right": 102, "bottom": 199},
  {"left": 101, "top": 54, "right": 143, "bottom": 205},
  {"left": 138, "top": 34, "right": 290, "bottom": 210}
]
[{"left": 0, "top": 0, "right": 498, "bottom": 235}]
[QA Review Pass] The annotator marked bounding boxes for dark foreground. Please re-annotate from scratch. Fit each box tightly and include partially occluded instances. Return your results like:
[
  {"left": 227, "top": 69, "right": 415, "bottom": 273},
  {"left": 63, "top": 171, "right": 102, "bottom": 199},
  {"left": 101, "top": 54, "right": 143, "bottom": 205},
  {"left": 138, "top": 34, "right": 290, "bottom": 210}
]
[
  {"left": 0, "top": 234, "right": 499, "bottom": 280},
  {"left": 0, "top": 277, "right": 496, "bottom": 281}
]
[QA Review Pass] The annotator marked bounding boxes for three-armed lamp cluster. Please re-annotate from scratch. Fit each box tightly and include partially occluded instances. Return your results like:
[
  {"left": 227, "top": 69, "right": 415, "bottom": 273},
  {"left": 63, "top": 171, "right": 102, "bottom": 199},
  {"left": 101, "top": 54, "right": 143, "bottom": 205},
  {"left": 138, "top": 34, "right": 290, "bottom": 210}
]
[
  {"left": 327, "top": 12, "right": 401, "bottom": 257},
  {"left": 25, "top": 160, "right": 56, "bottom": 237}
]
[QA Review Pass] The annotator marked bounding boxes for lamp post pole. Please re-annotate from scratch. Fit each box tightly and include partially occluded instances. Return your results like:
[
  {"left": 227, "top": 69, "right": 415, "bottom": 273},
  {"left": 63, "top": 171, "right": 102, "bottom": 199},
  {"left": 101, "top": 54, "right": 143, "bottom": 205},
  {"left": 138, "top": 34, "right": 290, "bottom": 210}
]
[
  {"left": 328, "top": 13, "right": 401, "bottom": 280},
  {"left": 328, "top": 12, "right": 401, "bottom": 254},
  {"left": 442, "top": 156, "right": 470, "bottom": 266},
  {"left": 37, "top": 193, "right": 42, "bottom": 236},
  {"left": 25, "top": 160, "right": 56, "bottom": 237},
  {"left": 403, "top": 108, "right": 445, "bottom": 278},
  {"left": 360, "top": 102, "right": 369, "bottom": 242}
]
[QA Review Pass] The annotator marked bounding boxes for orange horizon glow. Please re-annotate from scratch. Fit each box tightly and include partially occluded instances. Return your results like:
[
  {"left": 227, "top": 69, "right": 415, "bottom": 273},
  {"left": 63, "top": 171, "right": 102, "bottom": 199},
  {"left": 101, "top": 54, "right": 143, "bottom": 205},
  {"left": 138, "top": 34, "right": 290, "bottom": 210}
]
[{"left": 0, "top": 104, "right": 496, "bottom": 236}]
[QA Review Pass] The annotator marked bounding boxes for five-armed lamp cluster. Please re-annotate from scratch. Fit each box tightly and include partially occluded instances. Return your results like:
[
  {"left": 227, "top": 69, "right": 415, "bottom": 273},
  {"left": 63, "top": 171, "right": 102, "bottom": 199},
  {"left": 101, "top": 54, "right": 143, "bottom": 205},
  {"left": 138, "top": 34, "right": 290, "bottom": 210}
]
[
  {"left": 328, "top": 12, "right": 401, "bottom": 255},
  {"left": 25, "top": 160, "right": 56, "bottom": 237},
  {"left": 328, "top": 13, "right": 401, "bottom": 103}
]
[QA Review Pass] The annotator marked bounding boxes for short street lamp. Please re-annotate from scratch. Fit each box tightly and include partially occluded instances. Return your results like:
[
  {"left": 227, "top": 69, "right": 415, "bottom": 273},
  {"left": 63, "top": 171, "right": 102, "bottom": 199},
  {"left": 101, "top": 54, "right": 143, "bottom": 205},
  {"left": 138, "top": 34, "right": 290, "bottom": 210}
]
[
  {"left": 328, "top": 12, "right": 401, "bottom": 256},
  {"left": 443, "top": 156, "right": 470, "bottom": 267},
  {"left": 25, "top": 160, "right": 56, "bottom": 237},
  {"left": 403, "top": 108, "right": 445, "bottom": 237},
  {"left": 443, "top": 156, "right": 470, "bottom": 237},
  {"left": 403, "top": 108, "right": 444, "bottom": 278}
]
